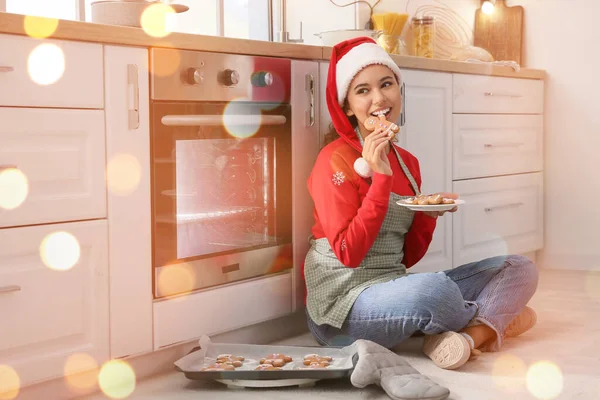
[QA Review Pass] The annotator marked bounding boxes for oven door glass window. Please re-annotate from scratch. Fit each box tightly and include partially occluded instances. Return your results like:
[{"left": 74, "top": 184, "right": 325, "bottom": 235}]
[{"left": 152, "top": 102, "right": 292, "bottom": 268}]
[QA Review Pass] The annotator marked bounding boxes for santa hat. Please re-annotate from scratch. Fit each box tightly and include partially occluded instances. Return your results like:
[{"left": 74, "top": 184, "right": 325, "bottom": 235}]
[{"left": 326, "top": 37, "right": 403, "bottom": 177}]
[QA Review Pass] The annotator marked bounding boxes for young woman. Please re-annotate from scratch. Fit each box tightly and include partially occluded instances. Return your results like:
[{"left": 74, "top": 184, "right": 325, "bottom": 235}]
[{"left": 303, "top": 37, "right": 539, "bottom": 370}]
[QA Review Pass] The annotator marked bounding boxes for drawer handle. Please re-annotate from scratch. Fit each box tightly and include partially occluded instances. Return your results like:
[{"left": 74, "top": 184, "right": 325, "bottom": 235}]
[
  {"left": 0, "top": 66, "right": 14, "bottom": 73},
  {"left": 484, "top": 142, "right": 524, "bottom": 149},
  {"left": 0, "top": 285, "right": 21, "bottom": 294},
  {"left": 127, "top": 64, "right": 140, "bottom": 130},
  {"left": 485, "top": 202, "right": 524, "bottom": 212},
  {"left": 483, "top": 92, "right": 523, "bottom": 98}
]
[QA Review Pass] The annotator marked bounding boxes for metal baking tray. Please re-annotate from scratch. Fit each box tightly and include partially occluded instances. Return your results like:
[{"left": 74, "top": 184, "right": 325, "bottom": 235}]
[{"left": 174, "top": 336, "right": 358, "bottom": 383}]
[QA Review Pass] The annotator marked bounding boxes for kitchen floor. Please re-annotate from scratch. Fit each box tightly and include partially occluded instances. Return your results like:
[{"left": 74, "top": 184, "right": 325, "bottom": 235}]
[{"left": 84, "top": 268, "right": 600, "bottom": 400}]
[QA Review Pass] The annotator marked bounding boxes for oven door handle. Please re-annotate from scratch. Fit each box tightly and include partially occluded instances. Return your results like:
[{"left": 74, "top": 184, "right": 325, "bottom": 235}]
[{"left": 161, "top": 114, "right": 287, "bottom": 127}]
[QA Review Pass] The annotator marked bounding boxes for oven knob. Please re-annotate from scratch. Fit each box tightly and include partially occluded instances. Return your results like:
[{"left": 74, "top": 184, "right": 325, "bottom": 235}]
[
  {"left": 219, "top": 69, "right": 240, "bottom": 86},
  {"left": 186, "top": 68, "right": 204, "bottom": 85},
  {"left": 251, "top": 71, "right": 274, "bottom": 87}
]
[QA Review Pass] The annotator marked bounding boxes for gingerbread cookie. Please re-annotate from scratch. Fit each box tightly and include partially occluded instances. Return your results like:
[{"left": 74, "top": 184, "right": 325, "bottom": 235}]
[
  {"left": 216, "top": 354, "right": 245, "bottom": 367},
  {"left": 303, "top": 354, "right": 333, "bottom": 366},
  {"left": 297, "top": 361, "right": 330, "bottom": 369},
  {"left": 201, "top": 363, "right": 236, "bottom": 371},
  {"left": 255, "top": 364, "right": 282, "bottom": 371},
  {"left": 363, "top": 114, "right": 400, "bottom": 140},
  {"left": 260, "top": 353, "right": 293, "bottom": 367},
  {"left": 405, "top": 194, "right": 455, "bottom": 206}
]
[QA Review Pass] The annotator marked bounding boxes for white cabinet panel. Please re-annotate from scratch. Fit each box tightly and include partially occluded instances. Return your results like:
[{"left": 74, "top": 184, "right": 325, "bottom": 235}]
[
  {"left": 0, "top": 108, "right": 106, "bottom": 228},
  {"left": 0, "top": 220, "right": 109, "bottom": 387},
  {"left": 453, "top": 74, "right": 544, "bottom": 114},
  {"left": 291, "top": 60, "right": 319, "bottom": 311},
  {"left": 453, "top": 173, "right": 544, "bottom": 267},
  {"left": 0, "top": 34, "right": 103, "bottom": 108},
  {"left": 453, "top": 114, "right": 544, "bottom": 179},
  {"left": 104, "top": 45, "right": 153, "bottom": 359},
  {"left": 401, "top": 69, "right": 453, "bottom": 272}
]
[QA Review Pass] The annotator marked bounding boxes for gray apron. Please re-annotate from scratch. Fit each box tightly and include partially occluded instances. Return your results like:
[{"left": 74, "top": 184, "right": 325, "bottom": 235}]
[{"left": 305, "top": 130, "right": 422, "bottom": 329}]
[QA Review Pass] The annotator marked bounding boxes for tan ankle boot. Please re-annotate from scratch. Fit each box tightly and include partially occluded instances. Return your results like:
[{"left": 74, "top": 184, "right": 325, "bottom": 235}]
[{"left": 505, "top": 306, "right": 537, "bottom": 338}]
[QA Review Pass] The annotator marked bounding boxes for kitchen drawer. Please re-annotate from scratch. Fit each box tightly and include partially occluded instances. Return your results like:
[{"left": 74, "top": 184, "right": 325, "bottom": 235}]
[
  {"left": 453, "top": 74, "right": 544, "bottom": 114},
  {"left": 0, "top": 34, "right": 103, "bottom": 108},
  {"left": 0, "top": 220, "right": 109, "bottom": 387},
  {"left": 0, "top": 108, "right": 106, "bottom": 228},
  {"left": 453, "top": 114, "right": 543, "bottom": 180},
  {"left": 154, "top": 272, "right": 292, "bottom": 349},
  {"left": 453, "top": 173, "right": 543, "bottom": 267}
]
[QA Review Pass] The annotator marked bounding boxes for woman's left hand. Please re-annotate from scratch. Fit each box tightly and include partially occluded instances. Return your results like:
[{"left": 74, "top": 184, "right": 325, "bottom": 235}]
[{"left": 422, "top": 192, "right": 459, "bottom": 218}]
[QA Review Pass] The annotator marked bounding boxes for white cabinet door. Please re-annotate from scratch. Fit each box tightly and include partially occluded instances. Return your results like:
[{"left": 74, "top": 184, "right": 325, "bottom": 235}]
[
  {"left": 400, "top": 70, "right": 453, "bottom": 272},
  {"left": 0, "top": 108, "right": 106, "bottom": 228},
  {"left": 103, "top": 45, "right": 153, "bottom": 359},
  {"left": 291, "top": 60, "right": 320, "bottom": 311},
  {"left": 452, "top": 173, "right": 544, "bottom": 267},
  {"left": 318, "top": 61, "right": 330, "bottom": 148},
  {"left": 0, "top": 220, "right": 109, "bottom": 387}
]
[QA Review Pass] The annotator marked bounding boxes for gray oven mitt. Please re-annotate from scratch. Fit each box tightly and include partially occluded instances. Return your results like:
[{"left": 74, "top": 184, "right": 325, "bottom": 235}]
[{"left": 349, "top": 340, "right": 450, "bottom": 400}]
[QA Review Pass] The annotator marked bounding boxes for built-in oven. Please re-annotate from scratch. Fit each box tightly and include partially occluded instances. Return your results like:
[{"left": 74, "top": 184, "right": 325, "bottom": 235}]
[{"left": 150, "top": 48, "right": 293, "bottom": 298}]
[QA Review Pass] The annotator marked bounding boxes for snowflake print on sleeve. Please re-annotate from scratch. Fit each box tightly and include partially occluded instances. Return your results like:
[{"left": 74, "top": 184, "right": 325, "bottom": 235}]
[
  {"left": 332, "top": 171, "right": 345, "bottom": 186},
  {"left": 340, "top": 239, "right": 347, "bottom": 251}
]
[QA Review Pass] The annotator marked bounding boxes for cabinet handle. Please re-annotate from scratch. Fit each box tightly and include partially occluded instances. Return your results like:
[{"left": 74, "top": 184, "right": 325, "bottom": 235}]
[
  {"left": 0, "top": 285, "right": 21, "bottom": 294},
  {"left": 162, "top": 114, "right": 286, "bottom": 126},
  {"left": 0, "top": 66, "right": 14, "bottom": 73},
  {"left": 306, "top": 73, "right": 315, "bottom": 127},
  {"left": 483, "top": 92, "right": 523, "bottom": 98},
  {"left": 127, "top": 64, "right": 140, "bottom": 130},
  {"left": 484, "top": 142, "right": 524, "bottom": 148},
  {"left": 485, "top": 202, "right": 524, "bottom": 212},
  {"left": 400, "top": 81, "right": 406, "bottom": 127}
]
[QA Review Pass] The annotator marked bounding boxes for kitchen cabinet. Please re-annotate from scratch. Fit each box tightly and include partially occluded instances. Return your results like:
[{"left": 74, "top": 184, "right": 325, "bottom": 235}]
[
  {"left": 451, "top": 73, "right": 545, "bottom": 267},
  {"left": 0, "top": 220, "right": 109, "bottom": 388},
  {"left": 290, "top": 60, "right": 320, "bottom": 311},
  {"left": 0, "top": 108, "right": 106, "bottom": 228},
  {"left": 399, "top": 70, "right": 453, "bottom": 273},
  {"left": 103, "top": 45, "right": 153, "bottom": 359},
  {"left": 452, "top": 173, "right": 544, "bottom": 266}
]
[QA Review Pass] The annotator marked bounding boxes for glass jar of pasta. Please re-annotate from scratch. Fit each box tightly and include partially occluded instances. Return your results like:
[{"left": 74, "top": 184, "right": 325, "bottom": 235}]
[{"left": 411, "top": 16, "right": 435, "bottom": 58}]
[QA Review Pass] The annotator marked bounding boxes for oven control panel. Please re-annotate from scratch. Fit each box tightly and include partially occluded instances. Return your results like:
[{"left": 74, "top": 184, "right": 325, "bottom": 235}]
[{"left": 150, "top": 48, "right": 291, "bottom": 103}]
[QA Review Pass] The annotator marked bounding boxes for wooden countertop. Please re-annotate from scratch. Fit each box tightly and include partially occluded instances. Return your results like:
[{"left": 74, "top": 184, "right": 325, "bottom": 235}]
[{"left": 0, "top": 12, "right": 545, "bottom": 80}]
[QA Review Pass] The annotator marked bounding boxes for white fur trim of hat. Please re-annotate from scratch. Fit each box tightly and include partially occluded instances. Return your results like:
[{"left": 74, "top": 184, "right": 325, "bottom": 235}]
[{"left": 336, "top": 42, "right": 403, "bottom": 105}]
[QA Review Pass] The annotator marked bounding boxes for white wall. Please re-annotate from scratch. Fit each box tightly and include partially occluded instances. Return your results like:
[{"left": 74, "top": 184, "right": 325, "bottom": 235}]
[
  {"left": 503, "top": 0, "right": 600, "bottom": 271},
  {"left": 356, "top": 0, "right": 480, "bottom": 36}
]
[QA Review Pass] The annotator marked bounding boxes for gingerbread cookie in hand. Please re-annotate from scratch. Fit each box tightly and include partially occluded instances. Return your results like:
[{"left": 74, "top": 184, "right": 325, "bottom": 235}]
[{"left": 364, "top": 114, "right": 400, "bottom": 141}]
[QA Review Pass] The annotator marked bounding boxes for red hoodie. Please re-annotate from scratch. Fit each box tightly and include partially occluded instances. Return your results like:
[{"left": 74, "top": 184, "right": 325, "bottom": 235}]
[
  {"left": 307, "top": 138, "right": 437, "bottom": 269},
  {"left": 302, "top": 36, "right": 437, "bottom": 293}
]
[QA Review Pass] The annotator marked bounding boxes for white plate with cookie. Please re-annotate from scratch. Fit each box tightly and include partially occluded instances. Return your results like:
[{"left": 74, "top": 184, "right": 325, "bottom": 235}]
[{"left": 397, "top": 194, "right": 465, "bottom": 212}]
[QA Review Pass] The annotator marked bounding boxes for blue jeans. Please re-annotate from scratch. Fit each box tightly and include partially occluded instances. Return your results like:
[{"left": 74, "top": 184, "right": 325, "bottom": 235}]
[{"left": 306, "top": 254, "right": 539, "bottom": 352}]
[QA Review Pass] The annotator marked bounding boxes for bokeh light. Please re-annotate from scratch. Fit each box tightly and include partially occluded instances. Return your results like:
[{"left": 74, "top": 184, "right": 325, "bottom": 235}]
[
  {"left": 106, "top": 154, "right": 142, "bottom": 196},
  {"left": 0, "top": 167, "right": 28, "bottom": 210},
  {"left": 28, "top": 43, "right": 65, "bottom": 85},
  {"left": 157, "top": 264, "right": 195, "bottom": 295},
  {"left": 24, "top": 16, "right": 58, "bottom": 39},
  {"left": 492, "top": 353, "right": 527, "bottom": 392},
  {"left": 64, "top": 353, "right": 98, "bottom": 391},
  {"left": 584, "top": 271, "right": 600, "bottom": 302},
  {"left": 149, "top": 46, "right": 181, "bottom": 77},
  {"left": 526, "top": 361, "right": 564, "bottom": 400},
  {"left": 141, "top": 3, "right": 175, "bottom": 38},
  {"left": 98, "top": 360, "right": 136, "bottom": 400},
  {"left": 0, "top": 365, "right": 20, "bottom": 400},
  {"left": 223, "top": 98, "right": 261, "bottom": 139},
  {"left": 40, "top": 231, "right": 81, "bottom": 271}
]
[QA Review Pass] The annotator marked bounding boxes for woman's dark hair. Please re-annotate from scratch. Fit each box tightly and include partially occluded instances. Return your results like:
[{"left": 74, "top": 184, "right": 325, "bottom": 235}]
[{"left": 322, "top": 100, "right": 358, "bottom": 148}]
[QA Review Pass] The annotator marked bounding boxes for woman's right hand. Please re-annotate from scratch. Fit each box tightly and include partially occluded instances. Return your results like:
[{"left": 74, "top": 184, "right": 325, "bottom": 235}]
[{"left": 362, "top": 126, "right": 392, "bottom": 176}]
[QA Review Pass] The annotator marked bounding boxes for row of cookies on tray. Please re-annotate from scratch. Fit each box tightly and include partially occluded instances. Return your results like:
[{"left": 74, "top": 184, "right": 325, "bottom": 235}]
[{"left": 201, "top": 353, "right": 334, "bottom": 371}]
